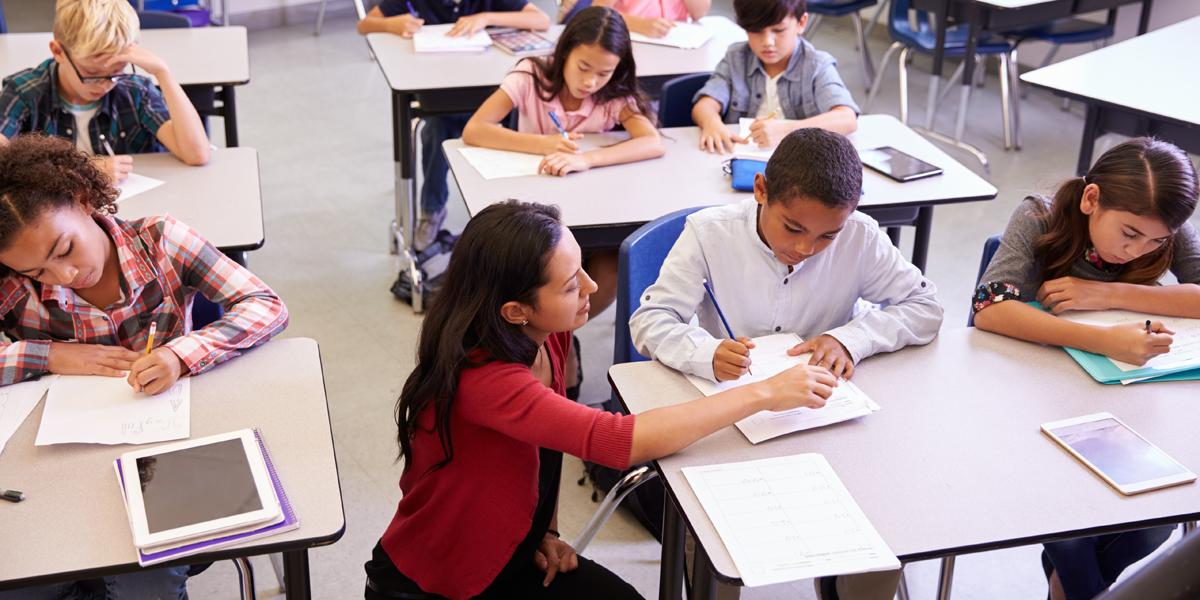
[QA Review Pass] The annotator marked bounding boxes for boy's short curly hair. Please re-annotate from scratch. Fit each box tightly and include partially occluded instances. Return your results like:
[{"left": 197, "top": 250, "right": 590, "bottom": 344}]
[
  {"left": 734, "top": 0, "right": 807, "bottom": 32},
  {"left": 53, "top": 0, "right": 140, "bottom": 58},
  {"left": 763, "top": 128, "right": 862, "bottom": 210},
  {"left": 0, "top": 134, "right": 119, "bottom": 257}
]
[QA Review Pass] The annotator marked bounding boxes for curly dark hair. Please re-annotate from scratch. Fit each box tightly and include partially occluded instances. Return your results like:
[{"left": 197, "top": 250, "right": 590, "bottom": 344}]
[{"left": 0, "top": 133, "right": 119, "bottom": 258}]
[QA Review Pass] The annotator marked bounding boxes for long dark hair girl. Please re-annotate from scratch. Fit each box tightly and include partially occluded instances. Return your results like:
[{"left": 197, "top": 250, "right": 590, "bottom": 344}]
[
  {"left": 524, "top": 6, "right": 657, "bottom": 125},
  {"left": 1034, "top": 137, "right": 1198, "bottom": 287},
  {"left": 395, "top": 200, "right": 564, "bottom": 476}
]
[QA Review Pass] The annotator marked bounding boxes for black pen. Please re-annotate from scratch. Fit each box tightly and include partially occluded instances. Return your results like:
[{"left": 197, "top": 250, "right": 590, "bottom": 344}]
[
  {"left": 2, "top": 489, "right": 25, "bottom": 503},
  {"left": 1146, "top": 319, "right": 1152, "bottom": 333}
]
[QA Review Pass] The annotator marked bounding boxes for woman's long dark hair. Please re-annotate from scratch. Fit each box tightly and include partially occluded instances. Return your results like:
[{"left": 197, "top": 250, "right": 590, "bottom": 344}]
[
  {"left": 1034, "top": 137, "right": 1198, "bottom": 287},
  {"left": 395, "top": 200, "right": 564, "bottom": 476},
  {"left": 524, "top": 6, "right": 657, "bottom": 125}
]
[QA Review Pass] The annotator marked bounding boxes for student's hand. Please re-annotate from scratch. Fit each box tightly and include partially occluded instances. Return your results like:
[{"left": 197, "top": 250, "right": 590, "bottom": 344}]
[
  {"left": 699, "top": 121, "right": 746, "bottom": 154},
  {"left": 747, "top": 117, "right": 788, "bottom": 148},
  {"left": 635, "top": 17, "right": 677, "bottom": 38},
  {"left": 1103, "top": 321, "right": 1176, "bottom": 366},
  {"left": 47, "top": 342, "right": 141, "bottom": 378},
  {"left": 127, "top": 348, "right": 188, "bottom": 395},
  {"left": 98, "top": 155, "right": 133, "bottom": 183},
  {"left": 1036, "top": 277, "right": 1115, "bottom": 314},
  {"left": 540, "top": 134, "right": 583, "bottom": 155},
  {"left": 393, "top": 14, "right": 425, "bottom": 38},
  {"left": 761, "top": 364, "right": 836, "bottom": 411},
  {"left": 106, "top": 43, "right": 167, "bottom": 77},
  {"left": 532, "top": 532, "right": 579, "bottom": 587},
  {"left": 538, "top": 151, "right": 591, "bottom": 176},
  {"left": 447, "top": 13, "right": 490, "bottom": 37},
  {"left": 713, "top": 337, "right": 756, "bottom": 381},
  {"left": 788, "top": 335, "right": 855, "bottom": 380}
]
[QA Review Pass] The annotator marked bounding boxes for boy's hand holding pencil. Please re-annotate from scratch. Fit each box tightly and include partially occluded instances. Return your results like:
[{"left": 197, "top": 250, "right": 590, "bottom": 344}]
[
  {"left": 713, "top": 337, "right": 756, "bottom": 381},
  {"left": 746, "top": 111, "right": 786, "bottom": 148}
]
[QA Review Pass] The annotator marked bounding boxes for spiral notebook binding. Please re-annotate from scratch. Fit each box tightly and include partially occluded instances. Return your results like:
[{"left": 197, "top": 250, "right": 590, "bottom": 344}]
[{"left": 254, "top": 428, "right": 296, "bottom": 520}]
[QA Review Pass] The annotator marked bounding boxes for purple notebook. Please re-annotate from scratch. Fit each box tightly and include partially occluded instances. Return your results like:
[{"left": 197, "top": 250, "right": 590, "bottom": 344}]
[{"left": 114, "top": 428, "right": 300, "bottom": 567}]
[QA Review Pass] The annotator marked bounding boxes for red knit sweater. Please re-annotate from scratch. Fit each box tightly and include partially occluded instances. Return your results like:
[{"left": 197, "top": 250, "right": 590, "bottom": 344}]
[{"left": 381, "top": 332, "right": 637, "bottom": 600}]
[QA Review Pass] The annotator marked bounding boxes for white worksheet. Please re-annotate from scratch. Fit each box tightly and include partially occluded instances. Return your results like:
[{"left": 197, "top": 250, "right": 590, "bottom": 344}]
[
  {"left": 458, "top": 146, "right": 545, "bottom": 179},
  {"left": 686, "top": 334, "right": 880, "bottom": 443},
  {"left": 630, "top": 21, "right": 715, "bottom": 49},
  {"left": 115, "top": 173, "right": 165, "bottom": 203},
  {"left": 35, "top": 376, "right": 190, "bottom": 446},
  {"left": 0, "top": 375, "right": 58, "bottom": 455},
  {"left": 1058, "top": 309, "right": 1200, "bottom": 373},
  {"left": 683, "top": 454, "right": 900, "bottom": 587},
  {"left": 413, "top": 24, "right": 492, "bottom": 53}
]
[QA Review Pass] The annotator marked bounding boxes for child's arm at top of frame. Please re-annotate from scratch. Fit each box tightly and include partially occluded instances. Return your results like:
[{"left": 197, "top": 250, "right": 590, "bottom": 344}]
[
  {"left": 108, "top": 45, "right": 211, "bottom": 166},
  {"left": 589, "top": 0, "right": 676, "bottom": 38},
  {"left": 357, "top": 6, "right": 425, "bottom": 37},
  {"left": 463, "top": 88, "right": 585, "bottom": 155},
  {"left": 537, "top": 103, "right": 664, "bottom": 176},
  {"left": 447, "top": 4, "right": 551, "bottom": 37}
]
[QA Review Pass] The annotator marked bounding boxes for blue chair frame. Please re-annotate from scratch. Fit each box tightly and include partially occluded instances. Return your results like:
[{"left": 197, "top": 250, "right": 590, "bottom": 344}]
[
  {"left": 657, "top": 73, "right": 710, "bottom": 129},
  {"left": 967, "top": 234, "right": 1002, "bottom": 327},
  {"left": 0, "top": 0, "right": 7, "bottom": 35},
  {"left": 805, "top": 0, "right": 878, "bottom": 91}
]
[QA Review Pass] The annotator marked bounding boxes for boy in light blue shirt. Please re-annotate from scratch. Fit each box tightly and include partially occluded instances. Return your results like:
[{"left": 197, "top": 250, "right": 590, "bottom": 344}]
[{"left": 692, "top": 0, "right": 859, "bottom": 154}]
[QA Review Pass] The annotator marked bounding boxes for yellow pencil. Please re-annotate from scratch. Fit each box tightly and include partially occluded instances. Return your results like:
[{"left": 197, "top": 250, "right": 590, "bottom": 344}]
[
  {"left": 145, "top": 322, "right": 157, "bottom": 356},
  {"left": 765, "top": 110, "right": 777, "bottom": 120}
]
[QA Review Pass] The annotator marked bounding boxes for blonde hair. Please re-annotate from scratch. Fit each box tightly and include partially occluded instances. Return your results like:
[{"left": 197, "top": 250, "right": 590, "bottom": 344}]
[{"left": 53, "top": 0, "right": 140, "bottom": 58}]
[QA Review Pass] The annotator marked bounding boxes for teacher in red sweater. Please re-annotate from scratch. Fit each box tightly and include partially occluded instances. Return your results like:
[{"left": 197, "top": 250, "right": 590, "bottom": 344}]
[{"left": 365, "top": 200, "right": 839, "bottom": 600}]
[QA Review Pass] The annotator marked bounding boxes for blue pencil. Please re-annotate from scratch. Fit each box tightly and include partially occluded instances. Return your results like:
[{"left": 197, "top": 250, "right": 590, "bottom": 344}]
[
  {"left": 702, "top": 278, "right": 752, "bottom": 375},
  {"left": 406, "top": 1, "right": 419, "bottom": 17}
]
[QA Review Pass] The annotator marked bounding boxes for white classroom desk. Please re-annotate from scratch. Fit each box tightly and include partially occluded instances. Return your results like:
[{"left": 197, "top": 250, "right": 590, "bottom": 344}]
[
  {"left": 367, "top": 17, "right": 747, "bottom": 311},
  {"left": 0, "top": 27, "right": 251, "bottom": 146},
  {"left": 1021, "top": 16, "right": 1200, "bottom": 176},
  {"left": 443, "top": 114, "right": 997, "bottom": 272},
  {"left": 121, "top": 147, "right": 264, "bottom": 261},
  {"left": 609, "top": 328, "right": 1200, "bottom": 599},
  {"left": 0, "top": 338, "right": 344, "bottom": 600}
]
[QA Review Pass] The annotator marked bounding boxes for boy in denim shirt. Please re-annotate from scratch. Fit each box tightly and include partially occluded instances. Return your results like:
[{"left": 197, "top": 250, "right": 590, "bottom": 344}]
[{"left": 692, "top": 0, "right": 858, "bottom": 154}]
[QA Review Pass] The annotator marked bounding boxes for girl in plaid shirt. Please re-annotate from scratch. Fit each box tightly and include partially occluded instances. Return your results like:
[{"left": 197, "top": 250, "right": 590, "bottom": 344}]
[{"left": 0, "top": 133, "right": 288, "bottom": 396}]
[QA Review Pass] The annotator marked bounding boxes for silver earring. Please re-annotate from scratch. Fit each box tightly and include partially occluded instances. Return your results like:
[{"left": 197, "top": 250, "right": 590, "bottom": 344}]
[{"left": 521, "top": 319, "right": 528, "bottom": 326}]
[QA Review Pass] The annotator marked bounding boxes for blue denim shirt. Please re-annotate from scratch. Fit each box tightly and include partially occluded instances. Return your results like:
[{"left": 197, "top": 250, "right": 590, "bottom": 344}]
[{"left": 693, "top": 37, "right": 859, "bottom": 124}]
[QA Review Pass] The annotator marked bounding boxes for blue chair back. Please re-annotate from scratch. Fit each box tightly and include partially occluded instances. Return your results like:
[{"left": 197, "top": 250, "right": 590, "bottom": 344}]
[
  {"left": 657, "top": 73, "right": 710, "bottom": 128},
  {"left": 807, "top": 0, "right": 878, "bottom": 18},
  {"left": 0, "top": 0, "right": 7, "bottom": 35},
  {"left": 614, "top": 206, "right": 713, "bottom": 367},
  {"left": 192, "top": 294, "right": 224, "bottom": 329},
  {"left": 560, "top": 0, "right": 593, "bottom": 24},
  {"left": 137, "top": 10, "right": 192, "bottom": 29},
  {"left": 967, "top": 234, "right": 1002, "bottom": 327},
  {"left": 888, "top": 0, "right": 1009, "bottom": 55}
]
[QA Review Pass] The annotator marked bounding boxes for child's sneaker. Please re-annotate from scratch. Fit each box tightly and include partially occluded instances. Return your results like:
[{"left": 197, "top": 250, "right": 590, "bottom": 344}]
[
  {"left": 392, "top": 229, "right": 458, "bottom": 306},
  {"left": 413, "top": 208, "right": 447, "bottom": 252}
]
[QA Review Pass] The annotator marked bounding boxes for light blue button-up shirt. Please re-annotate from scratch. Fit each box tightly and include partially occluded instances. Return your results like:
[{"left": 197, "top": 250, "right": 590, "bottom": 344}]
[{"left": 629, "top": 199, "right": 944, "bottom": 381}]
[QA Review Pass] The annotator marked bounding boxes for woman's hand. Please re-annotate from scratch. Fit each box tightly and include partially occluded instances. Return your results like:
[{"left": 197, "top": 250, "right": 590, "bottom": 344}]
[
  {"left": 47, "top": 342, "right": 140, "bottom": 377},
  {"left": 532, "top": 532, "right": 579, "bottom": 587},
  {"left": 1037, "top": 277, "right": 1115, "bottom": 314},
  {"left": 759, "top": 364, "right": 837, "bottom": 412}
]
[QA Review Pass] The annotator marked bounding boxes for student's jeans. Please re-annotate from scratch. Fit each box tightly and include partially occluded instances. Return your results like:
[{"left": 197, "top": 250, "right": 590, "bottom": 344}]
[
  {"left": 419, "top": 114, "right": 471, "bottom": 216},
  {"left": 0, "top": 567, "right": 189, "bottom": 600},
  {"left": 1044, "top": 525, "right": 1175, "bottom": 600}
]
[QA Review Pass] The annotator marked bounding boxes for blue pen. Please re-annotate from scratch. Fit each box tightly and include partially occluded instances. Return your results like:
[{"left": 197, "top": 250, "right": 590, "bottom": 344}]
[
  {"left": 702, "top": 278, "right": 752, "bottom": 375},
  {"left": 406, "top": 1, "right": 419, "bottom": 17},
  {"left": 548, "top": 110, "right": 570, "bottom": 141}
]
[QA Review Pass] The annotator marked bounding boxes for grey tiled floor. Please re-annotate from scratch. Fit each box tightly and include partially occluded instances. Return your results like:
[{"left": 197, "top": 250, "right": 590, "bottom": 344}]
[{"left": 6, "top": 0, "right": 1198, "bottom": 597}]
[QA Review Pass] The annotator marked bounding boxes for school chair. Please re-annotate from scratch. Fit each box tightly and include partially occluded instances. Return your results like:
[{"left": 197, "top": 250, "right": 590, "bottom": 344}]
[
  {"left": 657, "top": 73, "right": 710, "bottom": 128},
  {"left": 967, "top": 234, "right": 1002, "bottom": 327},
  {"left": 314, "top": 0, "right": 368, "bottom": 35},
  {"left": 556, "top": 0, "right": 592, "bottom": 25},
  {"left": 129, "top": 0, "right": 210, "bottom": 27},
  {"left": 804, "top": 0, "right": 878, "bottom": 92}
]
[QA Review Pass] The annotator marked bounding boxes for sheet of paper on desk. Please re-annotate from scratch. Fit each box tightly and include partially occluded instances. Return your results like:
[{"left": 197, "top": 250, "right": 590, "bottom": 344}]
[
  {"left": 115, "top": 173, "right": 165, "bottom": 203},
  {"left": 685, "top": 333, "right": 880, "bottom": 444},
  {"left": 35, "top": 376, "right": 190, "bottom": 446},
  {"left": 413, "top": 24, "right": 492, "bottom": 53},
  {"left": 732, "top": 118, "right": 777, "bottom": 161},
  {"left": 629, "top": 22, "right": 715, "bottom": 49},
  {"left": 1058, "top": 309, "right": 1200, "bottom": 375},
  {"left": 458, "top": 147, "right": 544, "bottom": 179},
  {"left": 683, "top": 453, "right": 900, "bottom": 586},
  {"left": 0, "top": 375, "right": 58, "bottom": 455}
]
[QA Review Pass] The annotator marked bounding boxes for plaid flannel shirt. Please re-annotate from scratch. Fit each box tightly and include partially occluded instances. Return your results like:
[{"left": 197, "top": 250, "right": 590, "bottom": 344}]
[
  {"left": 0, "top": 58, "right": 169, "bottom": 154},
  {"left": 0, "top": 214, "right": 289, "bottom": 386}
]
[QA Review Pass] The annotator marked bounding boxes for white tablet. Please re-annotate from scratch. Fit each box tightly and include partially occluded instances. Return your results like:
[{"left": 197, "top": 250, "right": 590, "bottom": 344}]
[
  {"left": 1042, "top": 413, "right": 1196, "bottom": 495},
  {"left": 119, "top": 429, "right": 282, "bottom": 550}
]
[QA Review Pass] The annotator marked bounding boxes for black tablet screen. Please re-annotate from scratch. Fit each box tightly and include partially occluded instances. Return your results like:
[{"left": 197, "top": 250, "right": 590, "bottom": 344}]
[{"left": 136, "top": 438, "right": 263, "bottom": 534}]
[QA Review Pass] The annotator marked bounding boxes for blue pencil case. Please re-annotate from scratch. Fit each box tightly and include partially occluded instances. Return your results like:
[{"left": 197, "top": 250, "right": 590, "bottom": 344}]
[{"left": 726, "top": 158, "right": 767, "bottom": 191}]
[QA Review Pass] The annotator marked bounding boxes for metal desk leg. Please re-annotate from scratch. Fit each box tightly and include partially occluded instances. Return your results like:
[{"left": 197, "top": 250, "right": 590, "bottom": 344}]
[
  {"left": 886, "top": 227, "right": 901, "bottom": 248},
  {"left": 952, "top": 4, "right": 981, "bottom": 145},
  {"left": 911, "top": 206, "right": 933, "bottom": 274},
  {"left": 924, "top": 0, "right": 951, "bottom": 131},
  {"left": 936, "top": 556, "right": 956, "bottom": 600},
  {"left": 1077, "top": 104, "right": 1101, "bottom": 176},
  {"left": 1137, "top": 0, "right": 1153, "bottom": 36},
  {"left": 220, "top": 86, "right": 239, "bottom": 148},
  {"left": 691, "top": 540, "right": 719, "bottom": 600},
  {"left": 392, "top": 91, "right": 423, "bottom": 313},
  {"left": 224, "top": 250, "right": 248, "bottom": 268},
  {"left": 282, "top": 549, "right": 312, "bottom": 600},
  {"left": 661, "top": 499, "right": 686, "bottom": 600}
]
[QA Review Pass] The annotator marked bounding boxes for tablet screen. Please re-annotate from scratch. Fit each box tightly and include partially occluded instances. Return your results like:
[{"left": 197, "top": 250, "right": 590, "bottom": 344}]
[
  {"left": 1048, "top": 418, "right": 1186, "bottom": 485},
  {"left": 859, "top": 147, "right": 942, "bottom": 181},
  {"left": 136, "top": 438, "right": 264, "bottom": 534}
]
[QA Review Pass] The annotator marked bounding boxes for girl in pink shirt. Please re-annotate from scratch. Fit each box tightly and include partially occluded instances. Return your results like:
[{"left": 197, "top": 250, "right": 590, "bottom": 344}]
[{"left": 592, "top": 0, "right": 710, "bottom": 39}]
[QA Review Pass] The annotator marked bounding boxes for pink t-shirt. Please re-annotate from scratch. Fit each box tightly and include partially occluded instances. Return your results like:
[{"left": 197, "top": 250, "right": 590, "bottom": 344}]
[
  {"left": 499, "top": 60, "right": 632, "bottom": 135},
  {"left": 613, "top": 0, "right": 689, "bottom": 20}
]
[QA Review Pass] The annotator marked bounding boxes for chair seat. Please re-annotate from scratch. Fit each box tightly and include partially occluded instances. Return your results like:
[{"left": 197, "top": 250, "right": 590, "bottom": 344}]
[
  {"left": 807, "top": 0, "right": 878, "bottom": 18},
  {"left": 1001, "top": 18, "right": 1114, "bottom": 45},
  {"left": 894, "top": 26, "right": 1013, "bottom": 56}
]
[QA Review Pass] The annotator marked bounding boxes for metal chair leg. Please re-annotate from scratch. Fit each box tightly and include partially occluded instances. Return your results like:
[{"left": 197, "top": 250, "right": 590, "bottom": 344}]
[
  {"left": 864, "top": 41, "right": 903, "bottom": 114},
  {"left": 1185, "top": 521, "right": 1197, "bottom": 535},
  {"left": 233, "top": 557, "right": 257, "bottom": 600},
  {"left": 313, "top": 0, "right": 328, "bottom": 35},
  {"left": 1009, "top": 47, "right": 1023, "bottom": 150},
  {"left": 853, "top": 10, "right": 876, "bottom": 91},
  {"left": 898, "top": 47, "right": 910, "bottom": 125},
  {"left": 896, "top": 568, "right": 911, "bottom": 600},
  {"left": 269, "top": 553, "right": 286, "bottom": 593},
  {"left": 936, "top": 59, "right": 968, "bottom": 109},
  {"left": 936, "top": 556, "right": 955, "bottom": 600},
  {"left": 354, "top": 0, "right": 367, "bottom": 19},
  {"left": 572, "top": 466, "right": 658, "bottom": 554},
  {"left": 864, "top": 0, "right": 890, "bottom": 41},
  {"left": 999, "top": 53, "right": 1013, "bottom": 150},
  {"left": 807, "top": 14, "right": 824, "bottom": 36}
]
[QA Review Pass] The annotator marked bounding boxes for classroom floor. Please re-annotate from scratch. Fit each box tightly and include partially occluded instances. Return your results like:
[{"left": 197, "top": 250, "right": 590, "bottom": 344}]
[{"left": 6, "top": 0, "right": 1200, "bottom": 598}]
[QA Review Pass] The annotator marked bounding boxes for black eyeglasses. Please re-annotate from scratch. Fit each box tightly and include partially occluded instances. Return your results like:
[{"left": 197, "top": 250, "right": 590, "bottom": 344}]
[{"left": 63, "top": 50, "right": 136, "bottom": 85}]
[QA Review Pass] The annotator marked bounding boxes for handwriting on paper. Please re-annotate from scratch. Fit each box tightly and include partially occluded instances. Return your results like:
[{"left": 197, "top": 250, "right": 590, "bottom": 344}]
[{"left": 35, "top": 378, "right": 191, "bottom": 446}]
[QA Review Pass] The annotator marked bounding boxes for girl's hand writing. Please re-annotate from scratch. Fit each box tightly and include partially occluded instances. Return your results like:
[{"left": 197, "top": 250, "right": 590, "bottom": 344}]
[
  {"left": 634, "top": 17, "right": 676, "bottom": 38},
  {"left": 447, "top": 13, "right": 490, "bottom": 37},
  {"left": 541, "top": 134, "right": 582, "bottom": 155},
  {"left": 539, "top": 151, "right": 591, "bottom": 176},
  {"left": 532, "top": 532, "right": 578, "bottom": 587},
  {"left": 1103, "top": 321, "right": 1175, "bottom": 366},
  {"left": 747, "top": 118, "right": 788, "bottom": 148},
  {"left": 393, "top": 14, "right": 424, "bottom": 38},
  {"left": 788, "top": 335, "right": 855, "bottom": 380},
  {"left": 127, "top": 348, "right": 188, "bottom": 395},
  {"left": 1037, "top": 277, "right": 1114, "bottom": 314},
  {"left": 47, "top": 342, "right": 141, "bottom": 378},
  {"left": 760, "top": 364, "right": 836, "bottom": 411},
  {"left": 713, "top": 337, "right": 755, "bottom": 381},
  {"left": 699, "top": 122, "right": 746, "bottom": 154}
]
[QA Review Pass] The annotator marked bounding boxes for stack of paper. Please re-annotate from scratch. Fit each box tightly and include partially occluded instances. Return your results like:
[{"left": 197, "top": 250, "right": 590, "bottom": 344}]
[
  {"left": 683, "top": 454, "right": 900, "bottom": 586},
  {"left": 630, "top": 22, "right": 715, "bottom": 49},
  {"left": 413, "top": 24, "right": 493, "bottom": 53},
  {"left": 458, "top": 146, "right": 545, "bottom": 179},
  {"left": 1055, "top": 308, "right": 1200, "bottom": 384},
  {"left": 686, "top": 333, "right": 880, "bottom": 443},
  {"left": 35, "top": 376, "right": 190, "bottom": 446},
  {"left": 115, "top": 173, "right": 165, "bottom": 203},
  {"left": 0, "top": 376, "right": 58, "bottom": 456}
]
